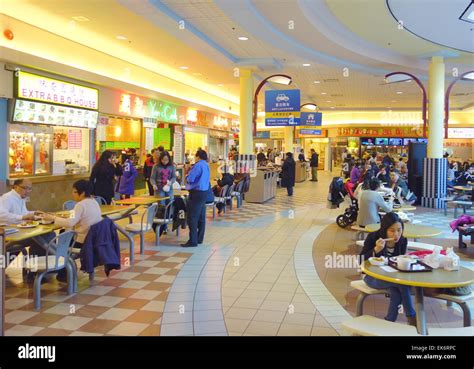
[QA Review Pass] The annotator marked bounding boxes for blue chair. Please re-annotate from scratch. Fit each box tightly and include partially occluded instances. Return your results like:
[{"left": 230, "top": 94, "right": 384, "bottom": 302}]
[
  {"left": 125, "top": 203, "right": 158, "bottom": 255},
  {"left": 25, "top": 231, "right": 77, "bottom": 310},
  {"left": 62, "top": 200, "right": 76, "bottom": 211},
  {"left": 93, "top": 196, "right": 107, "bottom": 205},
  {"left": 153, "top": 200, "right": 176, "bottom": 246}
]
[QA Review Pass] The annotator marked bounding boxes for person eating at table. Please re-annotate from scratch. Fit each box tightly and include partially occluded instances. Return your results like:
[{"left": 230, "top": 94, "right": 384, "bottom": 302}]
[
  {"left": 356, "top": 178, "right": 393, "bottom": 227},
  {"left": 359, "top": 212, "right": 416, "bottom": 325},
  {"left": 0, "top": 179, "right": 50, "bottom": 280},
  {"left": 42, "top": 180, "right": 102, "bottom": 282}
]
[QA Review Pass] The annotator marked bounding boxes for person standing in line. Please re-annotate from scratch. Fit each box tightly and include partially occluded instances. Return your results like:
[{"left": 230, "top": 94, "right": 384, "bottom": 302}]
[
  {"left": 298, "top": 149, "right": 306, "bottom": 162},
  {"left": 90, "top": 150, "right": 123, "bottom": 204},
  {"left": 281, "top": 152, "right": 296, "bottom": 196},
  {"left": 117, "top": 153, "right": 138, "bottom": 199},
  {"left": 182, "top": 149, "right": 210, "bottom": 247},
  {"left": 143, "top": 150, "right": 155, "bottom": 195},
  {"left": 341, "top": 149, "right": 348, "bottom": 162},
  {"left": 309, "top": 148, "right": 319, "bottom": 182}
]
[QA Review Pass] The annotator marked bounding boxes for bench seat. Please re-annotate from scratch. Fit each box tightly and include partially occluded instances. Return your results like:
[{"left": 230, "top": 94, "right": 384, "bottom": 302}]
[{"left": 342, "top": 315, "right": 419, "bottom": 336}]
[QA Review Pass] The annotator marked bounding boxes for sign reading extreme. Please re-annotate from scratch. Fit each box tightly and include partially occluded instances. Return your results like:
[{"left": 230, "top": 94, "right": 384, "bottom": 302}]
[{"left": 16, "top": 71, "right": 99, "bottom": 110}]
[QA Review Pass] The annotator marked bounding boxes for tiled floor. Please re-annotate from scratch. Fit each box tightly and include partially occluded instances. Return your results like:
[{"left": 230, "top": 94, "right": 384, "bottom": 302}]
[{"left": 4, "top": 170, "right": 473, "bottom": 336}]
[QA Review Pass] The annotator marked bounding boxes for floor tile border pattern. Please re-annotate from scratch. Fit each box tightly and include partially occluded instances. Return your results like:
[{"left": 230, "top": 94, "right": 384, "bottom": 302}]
[
  {"left": 157, "top": 246, "right": 233, "bottom": 336},
  {"left": 293, "top": 223, "right": 351, "bottom": 336}
]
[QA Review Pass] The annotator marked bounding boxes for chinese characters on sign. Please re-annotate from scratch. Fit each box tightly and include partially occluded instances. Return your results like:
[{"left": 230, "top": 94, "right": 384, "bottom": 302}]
[
  {"left": 336, "top": 127, "right": 423, "bottom": 137},
  {"left": 265, "top": 89, "right": 301, "bottom": 126},
  {"left": 68, "top": 130, "right": 82, "bottom": 149},
  {"left": 17, "top": 71, "right": 98, "bottom": 109}
]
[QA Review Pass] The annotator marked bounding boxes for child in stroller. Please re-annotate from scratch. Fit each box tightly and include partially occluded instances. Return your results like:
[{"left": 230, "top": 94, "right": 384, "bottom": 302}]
[{"left": 327, "top": 177, "right": 359, "bottom": 228}]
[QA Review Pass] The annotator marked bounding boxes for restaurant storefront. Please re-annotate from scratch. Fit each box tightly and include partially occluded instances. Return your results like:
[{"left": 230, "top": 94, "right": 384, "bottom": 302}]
[{"left": 3, "top": 69, "right": 99, "bottom": 211}]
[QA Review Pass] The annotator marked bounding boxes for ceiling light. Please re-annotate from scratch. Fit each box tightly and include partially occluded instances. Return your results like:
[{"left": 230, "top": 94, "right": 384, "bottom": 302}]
[
  {"left": 392, "top": 100, "right": 397, "bottom": 102},
  {"left": 460, "top": 2, "right": 474, "bottom": 24},
  {"left": 302, "top": 63, "right": 311, "bottom": 67},
  {"left": 314, "top": 81, "right": 320, "bottom": 84},
  {"left": 330, "top": 107, "right": 335, "bottom": 109},
  {"left": 179, "top": 66, "right": 189, "bottom": 70},
  {"left": 321, "top": 92, "right": 327, "bottom": 95},
  {"left": 116, "top": 35, "right": 127, "bottom": 40},
  {"left": 192, "top": 72, "right": 202, "bottom": 76},
  {"left": 217, "top": 84, "right": 224, "bottom": 86},
  {"left": 396, "top": 91, "right": 403, "bottom": 94},
  {"left": 238, "top": 36, "right": 248, "bottom": 41},
  {"left": 384, "top": 74, "right": 412, "bottom": 84},
  {"left": 71, "top": 16, "right": 89, "bottom": 22},
  {"left": 300, "top": 103, "right": 318, "bottom": 110},
  {"left": 266, "top": 75, "right": 292, "bottom": 85},
  {"left": 326, "top": 100, "right": 331, "bottom": 103},
  {"left": 462, "top": 71, "right": 474, "bottom": 80}
]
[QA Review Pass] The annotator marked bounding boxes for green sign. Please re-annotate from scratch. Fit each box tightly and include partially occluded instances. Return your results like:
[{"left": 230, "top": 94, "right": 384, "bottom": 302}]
[
  {"left": 147, "top": 100, "right": 178, "bottom": 123},
  {"left": 154, "top": 128, "right": 171, "bottom": 150}
]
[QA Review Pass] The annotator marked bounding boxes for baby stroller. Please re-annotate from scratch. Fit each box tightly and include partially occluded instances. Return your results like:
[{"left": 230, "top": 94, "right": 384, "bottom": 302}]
[{"left": 328, "top": 178, "right": 358, "bottom": 228}]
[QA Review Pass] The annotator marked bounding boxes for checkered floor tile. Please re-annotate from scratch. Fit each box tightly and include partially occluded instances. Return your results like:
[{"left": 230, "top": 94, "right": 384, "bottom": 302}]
[{"left": 4, "top": 251, "right": 192, "bottom": 336}]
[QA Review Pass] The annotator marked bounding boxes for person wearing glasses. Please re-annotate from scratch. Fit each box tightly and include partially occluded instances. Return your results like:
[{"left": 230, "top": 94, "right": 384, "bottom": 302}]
[{"left": 0, "top": 179, "right": 49, "bottom": 281}]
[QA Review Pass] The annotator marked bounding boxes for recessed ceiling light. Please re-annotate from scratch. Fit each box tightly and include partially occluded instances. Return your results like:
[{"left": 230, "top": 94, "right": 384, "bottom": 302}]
[
  {"left": 192, "top": 72, "right": 202, "bottom": 76},
  {"left": 314, "top": 81, "right": 320, "bottom": 84},
  {"left": 116, "top": 35, "right": 127, "bottom": 40},
  {"left": 396, "top": 91, "right": 403, "bottom": 94},
  {"left": 405, "top": 80, "right": 412, "bottom": 83},
  {"left": 72, "top": 16, "right": 89, "bottom": 22},
  {"left": 330, "top": 107, "right": 335, "bottom": 109},
  {"left": 217, "top": 84, "right": 224, "bottom": 86},
  {"left": 179, "top": 66, "right": 189, "bottom": 70},
  {"left": 238, "top": 36, "right": 248, "bottom": 41},
  {"left": 392, "top": 100, "right": 397, "bottom": 102},
  {"left": 326, "top": 100, "right": 331, "bottom": 103},
  {"left": 302, "top": 63, "right": 311, "bottom": 67},
  {"left": 321, "top": 92, "right": 327, "bottom": 95}
]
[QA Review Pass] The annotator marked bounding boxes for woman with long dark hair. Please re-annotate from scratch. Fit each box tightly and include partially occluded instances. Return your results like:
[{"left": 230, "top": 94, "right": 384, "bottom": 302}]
[
  {"left": 90, "top": 150, "right": 123, "bottom": 204},
  {"left": 360, "top": 212, "right": 416, "bottom": 324},
  {"left": 281, "top": 152, "right": 296, "bottom": 196}
]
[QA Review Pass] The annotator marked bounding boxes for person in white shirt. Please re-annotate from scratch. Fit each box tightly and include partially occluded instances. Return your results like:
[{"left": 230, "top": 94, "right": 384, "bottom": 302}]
[
  {"left": 0, "top": 179, "right": 40, "bottom": 224},
  {"left": 0, "top": 179, "right": 49, "bottom": 279},
  {"left": 42, "top": 179, "right": 103, "bottom": 282}
]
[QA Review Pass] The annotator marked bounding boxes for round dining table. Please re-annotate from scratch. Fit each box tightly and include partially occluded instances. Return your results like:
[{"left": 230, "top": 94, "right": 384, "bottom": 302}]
[
  {"left": 362, "top": 260, "right": 474, "bottom": 335},
  {"left": 365, "top": 223, "right": 441, "bottom": 241}
]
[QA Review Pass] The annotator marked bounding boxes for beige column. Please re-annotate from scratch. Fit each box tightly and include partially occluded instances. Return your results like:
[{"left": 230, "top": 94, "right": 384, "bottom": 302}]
[
  {"left": 427, "top": 56, "right": 445, "bottom": 158},
  {"left": 239, "top": 68, "right": 253, "bottom": 155},
  {"left": 284, "top": 126, "right": 294, "bottom": 153}
]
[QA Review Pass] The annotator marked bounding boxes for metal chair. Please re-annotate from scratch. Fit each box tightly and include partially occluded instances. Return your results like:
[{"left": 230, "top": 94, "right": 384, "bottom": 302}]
[
  {"left": 231, "top": 181, "right": 244, "bottom": 208},
  {"left": 25, "top": 231, "right": 77, "bottom": 310},
  {"left": 153, "top": 199, "right": 176, "bottom": 246},
  {"left": 125, "top": 203, "right": 158, "bottom": 255},
  {"left": 93, "top": 196, "right": 107, "bottom": 205},
  {"left": 225, "top": 183, "right": 236, "bottom": 211},
  {"left": 62, "top": 200, "right": 76, "bottom": 211},
  {"left": 213, "top": 185, "right": 228, "bottom": 216}
]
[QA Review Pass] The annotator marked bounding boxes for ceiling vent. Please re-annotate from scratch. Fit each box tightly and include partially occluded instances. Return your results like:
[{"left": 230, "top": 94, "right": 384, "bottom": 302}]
[
  {"left": 453, "top": 93, "right": 470, "bottom": 96},
  {"left": 323, "top": 79, "right": 339, "bottom": 83},
  {"left": 331, "top": 94, "right": 343, "bottom": 97}
]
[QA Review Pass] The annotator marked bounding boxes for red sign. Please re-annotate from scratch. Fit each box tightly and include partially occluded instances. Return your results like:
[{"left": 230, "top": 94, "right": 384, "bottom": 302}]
[{"left": 336, "top": 127, "right": 422, "bottom": 137}]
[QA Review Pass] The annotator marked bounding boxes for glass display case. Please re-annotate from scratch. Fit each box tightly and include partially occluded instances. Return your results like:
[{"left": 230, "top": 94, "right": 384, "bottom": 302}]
[{"left": 9, "top": 124, "right": 53, "bottom": 177}]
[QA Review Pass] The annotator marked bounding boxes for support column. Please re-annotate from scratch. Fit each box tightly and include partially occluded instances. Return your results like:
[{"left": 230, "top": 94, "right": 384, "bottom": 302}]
[
  {"left": 283, "top": 127, "right": 294, "bottom": 153},
  {"left": 237, "top": 68, "right": 255, "bottom": 174},
  {"left": 422, "top": 56, "right": 447, "bottom": 208}
]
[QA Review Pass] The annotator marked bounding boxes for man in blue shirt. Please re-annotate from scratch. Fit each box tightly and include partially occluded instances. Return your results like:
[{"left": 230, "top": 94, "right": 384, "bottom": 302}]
[{"left": 182, "top": 150, "right": 211, "bottom": 247}]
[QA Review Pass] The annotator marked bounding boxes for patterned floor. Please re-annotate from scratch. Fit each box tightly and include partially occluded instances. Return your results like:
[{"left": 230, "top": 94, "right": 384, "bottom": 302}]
[{"left": 4, "top": 251, "right": 191, "bottom": 336}]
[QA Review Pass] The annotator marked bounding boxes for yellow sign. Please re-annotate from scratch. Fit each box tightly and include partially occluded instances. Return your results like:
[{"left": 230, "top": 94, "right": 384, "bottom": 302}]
[
  {"left": 265, "top": 112, "right": 301, "bottom": 119},
  {"left": 17, "top": 71, "right": 99, "bottom": 109}
]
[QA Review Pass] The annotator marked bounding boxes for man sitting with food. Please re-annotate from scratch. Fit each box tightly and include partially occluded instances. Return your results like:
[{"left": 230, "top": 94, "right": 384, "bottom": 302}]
[{"left": 0, "top": 179, "right": 51, "bottom": 280}]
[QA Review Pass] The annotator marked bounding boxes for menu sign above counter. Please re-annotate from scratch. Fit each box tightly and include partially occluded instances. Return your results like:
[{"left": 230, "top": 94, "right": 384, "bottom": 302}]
[
  {"left": 12, "top": 99, "right": 98, "bottom": 129},
  {"left": 16, "top": 71, "right": 99, "bottom": 110}
]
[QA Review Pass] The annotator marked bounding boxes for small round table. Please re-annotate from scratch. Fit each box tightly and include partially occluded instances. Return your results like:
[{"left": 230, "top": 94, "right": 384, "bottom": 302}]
[
  {"left": 365, "top": 223, "right": 441, "bottom": 241},
  {"left": 362, "top": 261, "right": 474, "bottom": 335}
]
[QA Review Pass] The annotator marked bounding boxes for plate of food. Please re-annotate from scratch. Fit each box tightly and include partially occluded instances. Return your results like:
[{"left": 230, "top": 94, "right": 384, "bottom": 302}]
[
  {"left": 369, "top": 257, "right": 387, "bottom": 266},
  {"left": 17, "top": 221, "right": 39, "bottom": 228},
  {"left": 55, "top": 211, "right": 72, "bottom": 219}
]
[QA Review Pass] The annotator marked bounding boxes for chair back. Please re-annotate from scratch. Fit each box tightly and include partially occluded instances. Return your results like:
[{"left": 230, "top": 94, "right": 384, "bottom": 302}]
[
  {"left": 62, "top": 200, "right": 76, "bottom": 211},
  {"left": 218, "top": 185, "right": 228, "bottom": 198},
  {"left": 45, "top": 231, "right": 77, "bottom": 271},
  {"left": 225, "top": 183, "right": 235, "bottom": 198},
  {"left": 140, "top": 203, "right": 158, "bottom": 232},
  {"left": 93, "top": 196, "right": 107, "bottom": 205},
  {"left": 163, "top": 199, "right": 175, "bottom": 221},
  {"left": 235, "top": 181, "right": 244, "bottom": 194}
]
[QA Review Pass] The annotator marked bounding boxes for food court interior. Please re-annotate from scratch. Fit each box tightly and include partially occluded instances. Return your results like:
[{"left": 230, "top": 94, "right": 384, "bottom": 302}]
[{"left": 0, "top": 0, "right": 473, "bottom": 340}]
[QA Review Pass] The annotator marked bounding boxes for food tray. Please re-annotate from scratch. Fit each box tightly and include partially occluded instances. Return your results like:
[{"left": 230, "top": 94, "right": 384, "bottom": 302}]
[{"left": 388, "top": 259, "right": 433, "bottom": 273}]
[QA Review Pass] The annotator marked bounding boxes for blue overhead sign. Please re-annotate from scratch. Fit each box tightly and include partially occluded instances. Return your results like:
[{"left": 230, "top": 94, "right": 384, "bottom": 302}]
[
  {"left": 256, "top": 131, "right": 270, "bottom": 139},
  {"left": 300, "top": 129, "right": 322, "bottom": 135},
  {"left": 300, "top": 112, "right": 322, "bottom": 126},
  {"left": 265, "top": 89, "right": 300, "bottom": 126}
]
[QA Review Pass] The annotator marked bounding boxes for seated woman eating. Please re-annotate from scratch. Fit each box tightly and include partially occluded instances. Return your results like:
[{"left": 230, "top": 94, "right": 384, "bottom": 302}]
[
  {"left": 360, "top": 212, "right": 416, "bottom": 325},
  {"left": 43, "top": 180, "right": 103, "bottom": 282}
]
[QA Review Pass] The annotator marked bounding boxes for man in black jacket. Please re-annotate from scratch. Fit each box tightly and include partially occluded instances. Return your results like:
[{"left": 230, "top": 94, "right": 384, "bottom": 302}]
[{"left": 309, "top": 149, "right": 319, "bottom": 182}]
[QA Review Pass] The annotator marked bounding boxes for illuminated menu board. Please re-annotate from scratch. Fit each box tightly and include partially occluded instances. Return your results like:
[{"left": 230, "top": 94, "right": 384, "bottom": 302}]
[{"left": 13, "top": 99, "right": 98, "bottom": 129}]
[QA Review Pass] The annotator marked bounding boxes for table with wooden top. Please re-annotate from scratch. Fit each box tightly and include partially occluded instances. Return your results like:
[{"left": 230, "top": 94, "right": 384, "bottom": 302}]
[
  {"left": 365, "top": 223, "right": 442, "bottom": 241},
  {"left": 362, "top": 260, "right": 474, "bottom": 335},
  {"left": 115, "top": 196, "right": 169, "bottom": 207}
]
